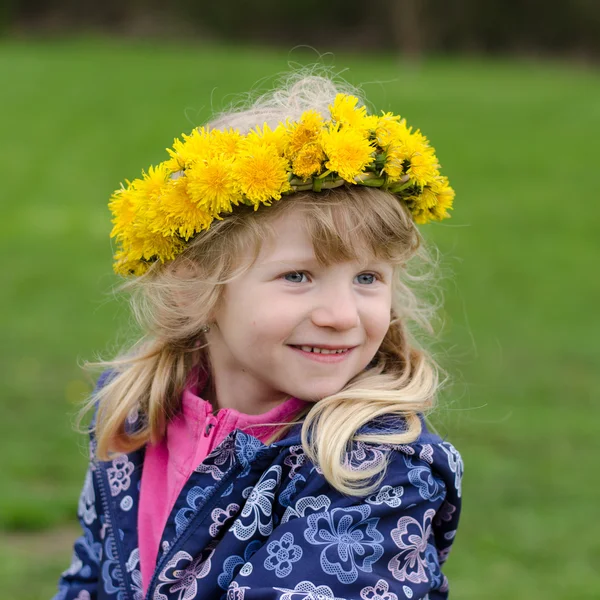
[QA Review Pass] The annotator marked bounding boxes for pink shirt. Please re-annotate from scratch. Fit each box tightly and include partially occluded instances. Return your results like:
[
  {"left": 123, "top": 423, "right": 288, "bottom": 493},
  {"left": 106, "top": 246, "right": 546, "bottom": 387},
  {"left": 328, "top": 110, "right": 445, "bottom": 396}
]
[{"left": 138, "top": 369, "right": 309, "bottom": 595}]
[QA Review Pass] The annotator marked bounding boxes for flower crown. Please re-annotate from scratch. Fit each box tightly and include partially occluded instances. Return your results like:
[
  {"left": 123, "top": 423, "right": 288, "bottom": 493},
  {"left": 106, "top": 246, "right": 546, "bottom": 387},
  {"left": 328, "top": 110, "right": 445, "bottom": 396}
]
[{"left": 109, "top": 93, "right": 455, "bottom": 276}]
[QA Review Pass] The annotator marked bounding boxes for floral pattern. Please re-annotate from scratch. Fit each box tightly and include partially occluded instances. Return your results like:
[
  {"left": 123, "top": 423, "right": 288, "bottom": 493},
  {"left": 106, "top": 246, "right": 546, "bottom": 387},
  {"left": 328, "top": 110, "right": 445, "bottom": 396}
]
[
  {"left": 273, "top": 580, "right": 342, "bottom": 600},
  {"left": 217, "top": 539, "right": 262, "bottom": 591},
  {"left": 231, "top": 465, "right": 281, "bottom": 540},
  {"left": 360, "top": 578, "right": 399, "bottom": 600},
  {"left": 281, "top": 494, "right": 331, "bottom": 525},
  {"left": 403, "top": 455, "right": 445, "bottom": 502},
  {"left": 226, "top": 581, "right": 249, "bottom": 600},
  {"left": 101, "top": 533, "right": 122, "bottom": 596},
  {"left": 344, "top": 442, "right": 387, "bottom": 472},
  {"left": 209, "top": 503, "right": 240, "bottom": 538},
  {"left": 125, "top": 549, "right": 143, "bottom": 600},
  {"left": 366, "top": 484, "right": 404, "bottom": 508},
  {"left": 155, "top": 547, "right": 215, "bottom": 600},
  {"left": 106, "top": 455, "right": 134, "bottom": 497},
  {"left": 196, "top": 435, "right": 237, "bottom": 480},
  {"left": 440, "top": 442, "right": 464, "bottom": 498},
  {"left": 305, "top": 505, "right": 384, "bottom": 584},
  {"left": 388, "top": 508, "right": 436, "bottom": 584},
  {"left": 175, "top": 485, "right": 216, "bottom": 535},
  {"left": 78, "top": 470, "right": 97, "bottom": 526},
  {"left": 284, "top": 445, "right": 308, "bottom": 479},
  {"left": 55, "top": 378, "right": 462, "bottom": 600},
  {"left": 264, "top": 532, "right": 303, "bottom": 578}
]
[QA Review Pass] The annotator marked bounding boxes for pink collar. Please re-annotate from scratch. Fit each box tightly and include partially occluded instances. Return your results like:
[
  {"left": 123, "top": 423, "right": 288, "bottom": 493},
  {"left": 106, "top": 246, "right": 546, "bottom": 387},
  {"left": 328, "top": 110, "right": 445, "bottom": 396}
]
[{"left": 179, "top": 366, "right": 309, "bottom": 440}]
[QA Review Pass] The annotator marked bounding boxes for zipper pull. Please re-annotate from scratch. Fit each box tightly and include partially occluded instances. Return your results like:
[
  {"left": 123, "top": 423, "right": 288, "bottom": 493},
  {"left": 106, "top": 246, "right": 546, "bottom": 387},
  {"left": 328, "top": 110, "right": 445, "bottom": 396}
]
[{"left": 204, "top": 422, "right": 215, "bottom": 437}]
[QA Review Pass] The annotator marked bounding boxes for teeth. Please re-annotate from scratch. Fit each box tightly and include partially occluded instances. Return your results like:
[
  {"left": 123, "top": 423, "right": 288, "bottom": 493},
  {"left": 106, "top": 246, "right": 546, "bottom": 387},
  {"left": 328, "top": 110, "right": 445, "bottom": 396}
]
[{"left": 299, "top": 346, "right": 349, "bottom": 354}]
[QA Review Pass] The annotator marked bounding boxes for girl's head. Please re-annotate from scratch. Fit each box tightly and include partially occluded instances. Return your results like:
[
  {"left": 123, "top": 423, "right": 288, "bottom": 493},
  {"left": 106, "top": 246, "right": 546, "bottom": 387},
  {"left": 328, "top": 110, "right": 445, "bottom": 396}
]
[
  {"left": 91, "top": 72, "right": 450, "bottom": 495},
  {"left": 140, "top": 184, "right": 419, "bottom": 409}
]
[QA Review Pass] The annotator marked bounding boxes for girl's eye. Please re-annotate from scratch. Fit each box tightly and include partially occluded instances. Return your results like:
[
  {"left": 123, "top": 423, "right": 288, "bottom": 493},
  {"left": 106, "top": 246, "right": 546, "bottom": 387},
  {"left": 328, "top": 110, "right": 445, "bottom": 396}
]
[
  {"left": 283, "top": 271, "right": 308, "bottom": 283},
  {"left": 355, "top": 272, "right": 378, "bottom": 285}
]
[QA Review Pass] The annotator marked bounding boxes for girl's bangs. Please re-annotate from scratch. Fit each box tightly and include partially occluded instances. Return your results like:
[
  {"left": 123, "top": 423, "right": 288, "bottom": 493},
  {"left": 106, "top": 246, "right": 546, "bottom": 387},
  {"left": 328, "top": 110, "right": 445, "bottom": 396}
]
[{"left": 293, "top": 187, "right": 418, "bottom": 266}]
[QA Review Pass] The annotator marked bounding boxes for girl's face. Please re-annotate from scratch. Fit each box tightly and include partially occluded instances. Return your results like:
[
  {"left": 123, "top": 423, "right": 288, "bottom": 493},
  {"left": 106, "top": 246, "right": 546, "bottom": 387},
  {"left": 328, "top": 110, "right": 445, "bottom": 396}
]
[{"left": 207, "top": 209, "right": 394, "bottom": 410}]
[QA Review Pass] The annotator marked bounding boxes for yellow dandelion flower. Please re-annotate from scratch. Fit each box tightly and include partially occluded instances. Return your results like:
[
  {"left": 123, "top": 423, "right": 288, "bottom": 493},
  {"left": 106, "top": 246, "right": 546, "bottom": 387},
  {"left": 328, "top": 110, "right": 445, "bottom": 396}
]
[
  {"left": 166, "top": 127, "right": 212, "bottom": 170},
  {"left": 286, "top": 110, "right": 324, "bottom": 158},
  {"left": 160, "top": 177, "right": 214, "bottom": 239},
  {"left": 382, "top": 144, "right": 409, "bottom": 182},
  {"left": 405, "top": 175, "right": 455, "bottom": 224},
  {"left": 139, "top": 228, "right": 184, "bottom": 264},
  {"left": 185, "top": 155, "right": 241, "bottom": 217},
  {"left": 330, "top": 94, "right": 378, "bottom": 137},
  {"left": 109, "top": 184, "right": 140, "bottom": 241},
  {"left": 210, "top": 128, "right": 243, "bottom": 157},
  {"left": 379, "top": 125, "right": 440, "bottom": 187},
  {"left": 375, "top": 112, "right": 410, "bottom": 148},
  {"left": 246, "top": 123, "right": 289, "bottom": 156},
  {"left": 292, "top": 142, "right": 326, "bottom": 180},
  {"left": 429, "top": 176, "right": 455, "bottom": 221},
  {"left": 134, "top": 163, "right": 170, "bottom": 201},
  {"left": 113, "top": 195, "right": 184, "bottom": 266},
  {"left": 321, "top": 125, "right": 375, "bottom": 183},
  {"left": 234, "top": 139, "right": 291, "bottom": 206},
  {"left": 113, "top": 248, "right": 150, "bottom": 277},
  {"left": 406, "top": 146, "right": 440, "bottom": 188}
]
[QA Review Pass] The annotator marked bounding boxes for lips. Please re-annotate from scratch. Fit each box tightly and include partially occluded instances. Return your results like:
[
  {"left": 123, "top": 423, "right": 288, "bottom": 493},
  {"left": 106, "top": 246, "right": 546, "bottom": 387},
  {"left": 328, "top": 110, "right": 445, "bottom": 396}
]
[
  {"left": 288, "top": 344, "right": 357, "bottom": 363},
  {"left": 289, "top": 344, "right": 357, "bottom": 352},
  {"left": 296, "top": 346, "right": 349, "bottom": 354}
]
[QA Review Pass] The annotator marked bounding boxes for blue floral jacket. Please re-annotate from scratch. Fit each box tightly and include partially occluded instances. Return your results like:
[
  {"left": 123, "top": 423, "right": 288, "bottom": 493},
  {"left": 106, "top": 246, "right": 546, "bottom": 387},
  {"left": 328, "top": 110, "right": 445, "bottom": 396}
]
[{"left": 54, "top": 376, "right": 463, "bottom": 600}]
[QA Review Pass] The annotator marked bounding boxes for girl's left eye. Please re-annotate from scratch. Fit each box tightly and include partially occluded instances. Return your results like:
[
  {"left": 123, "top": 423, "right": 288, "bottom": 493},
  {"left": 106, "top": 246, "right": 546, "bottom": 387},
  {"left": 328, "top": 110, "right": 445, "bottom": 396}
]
[
  {"left": 283, "top": 272, "right": 309, "bottom": 283},
  {"left": 355, "top": 272, "right": 378, "bottom": 285}
]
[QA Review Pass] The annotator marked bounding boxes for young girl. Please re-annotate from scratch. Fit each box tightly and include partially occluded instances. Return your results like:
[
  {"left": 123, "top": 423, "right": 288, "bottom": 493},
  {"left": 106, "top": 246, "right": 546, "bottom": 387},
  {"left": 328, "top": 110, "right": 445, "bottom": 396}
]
[{"left": 54, "top": 73, "right": 463, "bottom": 600}]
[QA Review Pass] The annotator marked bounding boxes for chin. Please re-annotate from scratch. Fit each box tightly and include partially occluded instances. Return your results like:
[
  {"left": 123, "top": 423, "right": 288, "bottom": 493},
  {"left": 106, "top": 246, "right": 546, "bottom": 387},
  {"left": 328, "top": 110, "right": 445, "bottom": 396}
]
[{"left": 291, "top": 380, "right": 349, "bottom": 403}]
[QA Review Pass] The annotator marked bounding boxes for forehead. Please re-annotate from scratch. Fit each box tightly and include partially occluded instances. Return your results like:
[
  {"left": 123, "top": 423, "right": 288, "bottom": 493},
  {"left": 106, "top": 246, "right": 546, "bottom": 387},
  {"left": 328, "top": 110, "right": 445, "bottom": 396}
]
[{"left": 257, "top": 208, "right": 379, "bottom": 266}]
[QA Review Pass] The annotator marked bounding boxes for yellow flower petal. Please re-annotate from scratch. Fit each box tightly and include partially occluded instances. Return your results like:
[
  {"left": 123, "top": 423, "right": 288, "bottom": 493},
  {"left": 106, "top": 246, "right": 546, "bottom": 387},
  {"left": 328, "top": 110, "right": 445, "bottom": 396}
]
[
  {"left": 185, "top": 155, "right": 241, "bottom": 217},
  {"left": 292, "top": 142, "right": 326, "bottom": 180},
  {"left": 286, "top": 110, "right": 324, "bottom": 158},
  {"left": 234, "top": 139, "right": 291, "bottom": 206},
  {"left": 166, "top": 127, "right": 212, "bottom": 170},
  {"left": 406, "top": 147, "right": 440, "bottom": 188},
  {"left": 160, "top": 177, "right": 214, "bottom": 239},
  {"left": 330, "top": 94, "right": 377, "bottom": 137},
  {"left": 109, "top": 184, "right": 139, "bottom": 241},
  {"left": 246, "top": 122, "right": 289, "bottom": 156},
  {"left": 321, "top": 125, "right": 375, "bottom": 182},
  {"left": 404, "top": 175, "right": 454, "bottom": 224},
  {"left": 210, "top": 128, "right": 243, "bottom": 157}
]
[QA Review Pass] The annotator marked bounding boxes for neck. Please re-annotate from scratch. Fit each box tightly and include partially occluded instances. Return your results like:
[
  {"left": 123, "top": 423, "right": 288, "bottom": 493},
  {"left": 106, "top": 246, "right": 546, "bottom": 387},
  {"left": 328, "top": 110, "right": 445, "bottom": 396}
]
[{"left": 202, "top": 355, "right": 291, "bottom": 416}]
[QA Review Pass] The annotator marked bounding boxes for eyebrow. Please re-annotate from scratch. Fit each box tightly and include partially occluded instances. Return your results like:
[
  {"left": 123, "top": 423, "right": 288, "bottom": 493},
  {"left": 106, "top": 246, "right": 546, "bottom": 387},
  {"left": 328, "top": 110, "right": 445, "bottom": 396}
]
[
  {"left": 261, "top": 257, "right": 391, "bottom": 270},
  {"left": 262, "top": 257, "right": 318, "bottom": 267}
]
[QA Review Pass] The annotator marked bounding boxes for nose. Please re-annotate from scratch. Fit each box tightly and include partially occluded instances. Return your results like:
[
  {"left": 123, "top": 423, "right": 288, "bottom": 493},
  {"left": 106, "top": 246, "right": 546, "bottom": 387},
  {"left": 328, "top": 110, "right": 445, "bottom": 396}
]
[{"left": 310, "top": 285, "right": 360, "bottom": 331}]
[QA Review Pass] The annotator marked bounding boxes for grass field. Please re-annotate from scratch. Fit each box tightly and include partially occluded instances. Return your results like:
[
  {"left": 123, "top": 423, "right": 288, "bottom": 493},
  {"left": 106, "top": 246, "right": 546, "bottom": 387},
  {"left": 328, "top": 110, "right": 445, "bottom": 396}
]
[{"left": 1, "top": 37, "right": 599, "bottom": 599}]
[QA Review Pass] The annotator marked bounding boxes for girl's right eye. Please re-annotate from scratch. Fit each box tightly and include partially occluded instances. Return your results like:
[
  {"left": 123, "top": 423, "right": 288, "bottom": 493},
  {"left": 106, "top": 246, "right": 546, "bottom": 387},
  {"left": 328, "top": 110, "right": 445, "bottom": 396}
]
[{"left": 283, "top": 271, "right": 308, "bottom": 283}]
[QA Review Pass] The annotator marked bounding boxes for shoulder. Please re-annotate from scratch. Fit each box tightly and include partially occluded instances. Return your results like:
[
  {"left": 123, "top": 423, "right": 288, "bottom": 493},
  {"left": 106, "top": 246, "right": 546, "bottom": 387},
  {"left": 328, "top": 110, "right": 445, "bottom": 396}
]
[
  {"left": 355, "top": 412, "right": 463, "bottom": 484},
  {"left": 87, "top": 369, "right": 146, "bottom": 438},
  {"left": 290, "top": 418, "right": 463, "bottom": 509},
  {"left": 382, "top": 417, "right": 464, "bottom": 499}
]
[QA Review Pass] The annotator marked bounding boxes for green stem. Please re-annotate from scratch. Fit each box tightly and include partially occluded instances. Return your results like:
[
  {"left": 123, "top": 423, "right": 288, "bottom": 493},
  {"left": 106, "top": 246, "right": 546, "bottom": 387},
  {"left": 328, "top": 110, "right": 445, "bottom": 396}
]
[
  {"left": 388, "top": 181, "right": 413, "bottom": 193},
  {"left": 354, "top": 172, "right": 385, "bottom": 187},
  {"left": 321, "top": 179, "right": 346, "bottom": 190}
]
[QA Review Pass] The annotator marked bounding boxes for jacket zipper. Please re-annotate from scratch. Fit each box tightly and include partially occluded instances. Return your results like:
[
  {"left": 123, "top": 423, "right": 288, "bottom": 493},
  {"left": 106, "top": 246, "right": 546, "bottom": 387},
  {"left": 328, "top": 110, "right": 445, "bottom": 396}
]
[
  {"left": 145, "top": 462, "right": 243, "bottom": 600},
  {"left": 94, "top": 458, "right": 132, "bottom": 600}
]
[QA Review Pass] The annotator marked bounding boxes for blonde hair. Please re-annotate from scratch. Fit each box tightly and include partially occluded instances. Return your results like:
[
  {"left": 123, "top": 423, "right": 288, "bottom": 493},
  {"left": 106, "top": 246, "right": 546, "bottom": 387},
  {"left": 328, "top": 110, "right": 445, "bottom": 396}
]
[{"left": 83, "top": 72, "right": 448, "bottom": 497}]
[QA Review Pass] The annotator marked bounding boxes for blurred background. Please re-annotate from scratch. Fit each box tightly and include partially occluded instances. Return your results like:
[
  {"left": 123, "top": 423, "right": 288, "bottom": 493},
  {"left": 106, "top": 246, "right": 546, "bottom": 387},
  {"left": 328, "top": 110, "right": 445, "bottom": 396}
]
[{"left": 1, "top": 1, "right": 599, "bottom": 598}]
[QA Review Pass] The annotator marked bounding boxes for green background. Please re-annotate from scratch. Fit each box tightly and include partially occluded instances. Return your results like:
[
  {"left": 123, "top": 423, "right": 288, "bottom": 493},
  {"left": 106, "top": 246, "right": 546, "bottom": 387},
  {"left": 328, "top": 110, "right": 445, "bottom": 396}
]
[{"left": 1, "top": 38, "right": 599, "bottom": 599}]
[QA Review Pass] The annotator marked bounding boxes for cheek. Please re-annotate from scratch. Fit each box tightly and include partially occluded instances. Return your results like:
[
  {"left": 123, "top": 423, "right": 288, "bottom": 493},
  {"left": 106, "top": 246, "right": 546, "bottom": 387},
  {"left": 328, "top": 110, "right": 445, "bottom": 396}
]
[
  {"left": 365, "top": 299, "right": 392, "bottom": 343},
  {"left": 253, "top": 301, "right": 299, "bottom": 333}
]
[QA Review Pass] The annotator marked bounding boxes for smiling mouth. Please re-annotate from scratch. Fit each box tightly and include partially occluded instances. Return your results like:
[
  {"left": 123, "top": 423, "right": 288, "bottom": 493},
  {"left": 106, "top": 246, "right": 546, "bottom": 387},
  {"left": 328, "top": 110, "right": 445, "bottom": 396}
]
[{"left": 289, "top": 345, "right": 353, "bottom": 355}]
